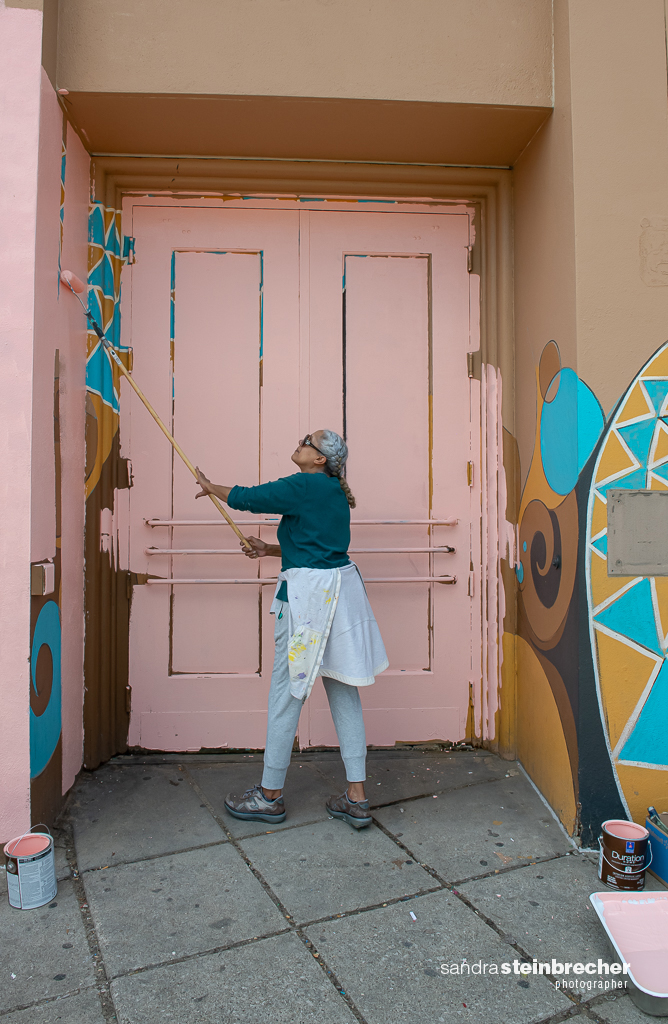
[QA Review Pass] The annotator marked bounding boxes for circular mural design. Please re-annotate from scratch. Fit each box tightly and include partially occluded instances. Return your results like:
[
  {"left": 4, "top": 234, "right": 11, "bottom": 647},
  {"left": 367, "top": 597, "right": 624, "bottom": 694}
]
[{"left": 586, "top": 342, "right": 668, "bottom": 817}]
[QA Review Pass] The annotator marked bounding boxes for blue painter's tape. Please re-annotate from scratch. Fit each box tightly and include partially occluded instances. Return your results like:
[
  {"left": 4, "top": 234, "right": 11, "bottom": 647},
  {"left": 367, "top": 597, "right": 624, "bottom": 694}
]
[{"left": 30, "top": 601, "right": 62, "bottom": 778}]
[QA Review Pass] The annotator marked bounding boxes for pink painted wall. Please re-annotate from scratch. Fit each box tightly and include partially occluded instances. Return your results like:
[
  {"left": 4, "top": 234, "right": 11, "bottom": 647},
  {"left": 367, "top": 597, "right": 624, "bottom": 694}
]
[
  {"left": 58, "top": 121, "right": 88, "bottom": 795},
  {"left": 32, "top": 71, "right": 89, "bottom": 796},
  {"left": 0, "top": 6, "right": 89, "bottom": 841},
  {"left": 0, "top": 1, "right": 43, "bottom": 843},
  {"left": 31, "top": 70, "right": 61, "bottom": 564},
  {"left": 32, "top": 71, "right": 89, "bottom": 795}
]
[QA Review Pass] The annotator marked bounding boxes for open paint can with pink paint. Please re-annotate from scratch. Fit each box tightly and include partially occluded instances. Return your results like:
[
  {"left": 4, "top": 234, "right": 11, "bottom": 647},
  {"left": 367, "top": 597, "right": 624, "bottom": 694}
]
[
  {"left": 591, "top": 891, "right": 668, "bottom": 1015},
  {"left": 598, "top": 819, "right": 652, "bottom": 892},
  {"left": 3, "top": 826, "right": 57, "bottom": 909}
]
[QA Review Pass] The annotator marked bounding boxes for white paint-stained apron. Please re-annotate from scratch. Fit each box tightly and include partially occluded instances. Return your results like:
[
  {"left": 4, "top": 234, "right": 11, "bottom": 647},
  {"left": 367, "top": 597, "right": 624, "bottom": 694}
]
[{"left": 272, "top": 563, "right": 389, "bottom": 700}]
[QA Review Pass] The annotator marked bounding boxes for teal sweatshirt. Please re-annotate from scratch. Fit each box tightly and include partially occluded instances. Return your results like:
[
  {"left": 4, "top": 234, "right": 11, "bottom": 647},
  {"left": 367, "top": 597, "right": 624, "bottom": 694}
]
[{"left": 227, "top": 473, "right": 351, "bottom": 600}]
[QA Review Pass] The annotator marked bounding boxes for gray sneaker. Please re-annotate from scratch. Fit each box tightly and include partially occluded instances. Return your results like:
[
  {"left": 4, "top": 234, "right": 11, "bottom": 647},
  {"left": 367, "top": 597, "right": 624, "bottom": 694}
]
[
  {"left": 224, "top": 785, "right": 286, "bottom": 823},
  {"left": 326, "top": 790, "right": 373, "bottom": 829}
]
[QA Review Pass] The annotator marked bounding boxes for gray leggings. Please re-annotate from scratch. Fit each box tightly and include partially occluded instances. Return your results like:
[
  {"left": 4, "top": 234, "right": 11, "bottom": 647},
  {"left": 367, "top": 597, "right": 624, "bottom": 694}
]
[{"left": 261, "top": 603, "right": 367, "bottom": 790}]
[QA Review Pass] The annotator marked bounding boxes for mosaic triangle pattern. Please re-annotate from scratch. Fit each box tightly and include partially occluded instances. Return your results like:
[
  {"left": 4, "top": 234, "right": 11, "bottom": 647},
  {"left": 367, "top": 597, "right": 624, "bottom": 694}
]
[{"left": 587, "top": 344, "right": 668, "bottom": 772}]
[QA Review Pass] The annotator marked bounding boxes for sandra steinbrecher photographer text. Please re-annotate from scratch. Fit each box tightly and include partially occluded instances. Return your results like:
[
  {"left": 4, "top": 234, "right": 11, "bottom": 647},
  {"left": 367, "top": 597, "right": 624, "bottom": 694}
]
[{"left": 439, "top": 958, "right": 630, "bottom": 991}]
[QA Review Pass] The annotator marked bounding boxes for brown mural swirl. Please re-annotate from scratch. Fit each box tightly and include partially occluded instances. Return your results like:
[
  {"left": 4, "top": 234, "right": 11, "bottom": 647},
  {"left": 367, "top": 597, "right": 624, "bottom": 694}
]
[{"left": 518, "top": 491, "right": 578, "bottom": 647}]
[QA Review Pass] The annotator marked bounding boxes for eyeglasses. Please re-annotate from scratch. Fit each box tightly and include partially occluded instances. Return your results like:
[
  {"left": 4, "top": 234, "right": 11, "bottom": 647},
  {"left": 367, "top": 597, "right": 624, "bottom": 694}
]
[{"left": 298, "top": 434, "right": 326, "bottom": 457}]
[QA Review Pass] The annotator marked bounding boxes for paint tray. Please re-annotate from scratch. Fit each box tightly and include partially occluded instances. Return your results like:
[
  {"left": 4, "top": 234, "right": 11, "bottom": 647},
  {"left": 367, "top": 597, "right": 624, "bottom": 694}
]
[{"left": 590, "top": 891, "right": 668, "bottom": 1016}]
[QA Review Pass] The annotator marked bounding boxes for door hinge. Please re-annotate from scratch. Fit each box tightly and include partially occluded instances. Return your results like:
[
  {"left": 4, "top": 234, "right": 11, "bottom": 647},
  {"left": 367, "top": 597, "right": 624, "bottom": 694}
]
[
  {"left": 125, "top": 684, "right": 132, "bottom": 714},
  {"left": 466, "top": 245, "right": 473, "bottom": 272},
  {"left": 468, "top": 570, "right": 475, "bottom": 597},
  {"left": 467, "top": 461, "right": 474, "bottom": 487},
  {"left": 123, "top": 236, "right": 136, "bottom": 264},
  {"left": 467, "top": 351, "right": 475, "bottom": 378}
]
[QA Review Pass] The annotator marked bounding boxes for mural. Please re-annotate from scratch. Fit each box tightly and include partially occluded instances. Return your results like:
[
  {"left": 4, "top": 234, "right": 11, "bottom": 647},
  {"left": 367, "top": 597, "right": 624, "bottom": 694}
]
[
  {"left": 514, "top": 341, "right": 605, "bottom": 836},
  {"left": 83, "top": 203, "right": 132, "bottom": 769},
  {"left": 29, "top": 353, "right": 63, "bottom": 827},
  {"left": 586, "top": 342, "right": 668, "bottom": 825},
  {"left": 514, "top": 338, "right": 668, "bottom": 842}
]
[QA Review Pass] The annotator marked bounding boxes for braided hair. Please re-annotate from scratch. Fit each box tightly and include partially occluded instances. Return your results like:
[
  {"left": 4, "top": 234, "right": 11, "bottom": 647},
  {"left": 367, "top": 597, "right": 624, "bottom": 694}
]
[{"left": 317, "top": 430, "right": 356, "bottom": 509}]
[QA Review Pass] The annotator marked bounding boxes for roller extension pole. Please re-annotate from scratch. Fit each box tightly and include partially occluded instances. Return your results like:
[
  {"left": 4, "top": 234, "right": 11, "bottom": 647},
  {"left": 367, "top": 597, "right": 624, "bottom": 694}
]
[{"left": 61, "top": 272, "right": 252, "bottom": 551}]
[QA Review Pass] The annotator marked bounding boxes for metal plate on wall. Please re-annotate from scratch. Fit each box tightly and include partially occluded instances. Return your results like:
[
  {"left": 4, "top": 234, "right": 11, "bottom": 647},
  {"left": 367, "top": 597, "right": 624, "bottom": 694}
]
[{"left": 607, "top": 489, "right": 668, "bottom": 576}]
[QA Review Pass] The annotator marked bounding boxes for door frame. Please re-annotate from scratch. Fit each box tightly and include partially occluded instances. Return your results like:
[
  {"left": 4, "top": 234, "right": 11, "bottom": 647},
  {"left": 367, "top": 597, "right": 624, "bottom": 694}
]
[{"left": 87, "top": 157, "right": 516, "bottom": 760}]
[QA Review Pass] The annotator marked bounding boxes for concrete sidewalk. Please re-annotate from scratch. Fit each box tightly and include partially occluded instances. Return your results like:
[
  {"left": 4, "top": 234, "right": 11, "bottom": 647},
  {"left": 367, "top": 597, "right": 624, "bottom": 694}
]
[{"left": 1, "top": 749, "right": 664, "bottom": 1024}]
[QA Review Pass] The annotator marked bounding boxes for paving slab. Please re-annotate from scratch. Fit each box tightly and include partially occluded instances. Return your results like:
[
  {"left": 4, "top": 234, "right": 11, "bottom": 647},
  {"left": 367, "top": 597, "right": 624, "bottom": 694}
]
[
  {"left": 83, "top": 843, "right": 287, "bottom": 976},
  {"left": 461, "top": 854, "right": 615, "bottom": 968},
  {"left": 240, "top": 818, "right": 435, "bottom": 922},
  {"left": 596, "top": 992, "right": 658, "bottom": 1022},
  {"left": 314, "top": 751, "right": 510, "bottom": 807},
  {"left": 0, "top": 879, "right": 94, "bottom": 1012},
  {"left": 304, "top": 888, "right": 570, "bottom": 1024},
  {"left": 189, "top": 760, "right": 333, "bottom": 838},
  {"left": 2, "top": 988, "right": 107, "bottom": 1023},
  {"left": 70, "top": 765, "right": 225, "bottom": 871},
  {"left": 110, "top": 931, "right": 357, "bottom": 1024},
  {"left": 374, "top": 774, "right": 572, "bottom": 883}
]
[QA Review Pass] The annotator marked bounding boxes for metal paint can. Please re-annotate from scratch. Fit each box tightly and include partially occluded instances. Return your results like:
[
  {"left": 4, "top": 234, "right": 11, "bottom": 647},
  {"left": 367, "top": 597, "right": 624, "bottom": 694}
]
[
  {"left": 598, "top": 819, "right": 652, "bottom": 892},
  {"left": 3, "top": 826, "right": 57, "bottom": 909}
]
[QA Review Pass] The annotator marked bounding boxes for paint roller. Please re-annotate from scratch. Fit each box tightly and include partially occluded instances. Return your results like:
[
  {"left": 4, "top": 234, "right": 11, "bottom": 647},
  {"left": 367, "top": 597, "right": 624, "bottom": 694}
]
[{"left": 60, "top": 270, "right": 253, "bottom": 551}]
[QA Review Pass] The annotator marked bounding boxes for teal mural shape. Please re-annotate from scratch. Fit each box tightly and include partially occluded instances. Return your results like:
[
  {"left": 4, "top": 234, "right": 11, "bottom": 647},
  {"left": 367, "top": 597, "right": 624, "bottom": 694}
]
[{"left": 30, "top": 600, "right": 62, "bottom": 778}]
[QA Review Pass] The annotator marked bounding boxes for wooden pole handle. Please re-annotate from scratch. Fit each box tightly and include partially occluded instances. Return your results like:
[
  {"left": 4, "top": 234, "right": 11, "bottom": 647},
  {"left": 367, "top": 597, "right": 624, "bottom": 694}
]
[{"left": 105, "top": 343, "right": 253, "bottom": 551}]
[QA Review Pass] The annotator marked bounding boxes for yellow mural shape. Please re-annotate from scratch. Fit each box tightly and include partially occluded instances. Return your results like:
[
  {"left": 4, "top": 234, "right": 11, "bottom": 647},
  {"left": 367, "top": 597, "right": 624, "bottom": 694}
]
[
  {"left": 590, "top": 494, "right": 607, "bottom": 537},
  {"left": 515, "top": 635, "right": 577, "bottom": 835},
  {"left": 616, "top": 764, "right": 668, "bottom": 826},
  {"left": 616, "top": 381, "right": 653, "bottom": 424},
  {"left": 595, "top": 429, "right": 636, "bottom": 485},
  {"left": 653, "top": 578, "right": 668, "bottom": 644},
  {"left": 650, "top": 420, "right": 668, "bottom": 466},
  {"left": 642, "top": 347, "right": 668, "bottom": 376},
  {"left": 589, "top": 554, "right": 634, "bottom": 610},
  {"left": 649, "top": 473, "right": 668, "bottom": 490},
  {"left": 595, "top": 630, "right": 659, "bottom": 751}
]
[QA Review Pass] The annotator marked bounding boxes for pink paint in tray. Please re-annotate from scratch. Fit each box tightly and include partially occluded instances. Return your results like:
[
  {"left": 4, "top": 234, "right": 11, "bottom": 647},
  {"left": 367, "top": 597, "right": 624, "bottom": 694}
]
[{"left": 590, "top": 891, "right": 668, "bottom": 1014}]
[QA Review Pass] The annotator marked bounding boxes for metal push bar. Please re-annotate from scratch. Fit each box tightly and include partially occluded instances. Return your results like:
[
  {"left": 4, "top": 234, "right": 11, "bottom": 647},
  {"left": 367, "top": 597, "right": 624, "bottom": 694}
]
[
  {"left": 145, "top": 547, "right": 455, "bottom": 555},
  {"left": 145, "top": 576, "right": 457, "bottom": 585},
  {"left": 146, "top": 518, "right": 458, "bottom": 527}
]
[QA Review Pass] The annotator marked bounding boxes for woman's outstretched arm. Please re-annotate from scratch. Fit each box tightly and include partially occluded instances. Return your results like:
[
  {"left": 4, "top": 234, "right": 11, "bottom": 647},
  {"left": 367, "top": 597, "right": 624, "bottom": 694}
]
[
  {"left": 195, "top": 468, "right": 282, "bottom": 560},
  {"left": 195, "top": 467, "right": 232, "bottom": 503}
]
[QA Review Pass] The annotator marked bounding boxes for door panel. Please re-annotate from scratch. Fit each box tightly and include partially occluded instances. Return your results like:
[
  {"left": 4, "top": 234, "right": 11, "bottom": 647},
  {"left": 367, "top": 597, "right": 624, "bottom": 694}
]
[
  {"left": 171, "top": 251, "right": 262, "bottom": 675},
  {"left": 306, "top": 210, "right": 471, "bottom": 746},
  {"left": 124, "top": 200, "right": 473, "bottom": 752},
  {"left": 343, "top": 254, "right": 430, "bottom": 672},
  {"left": 125, "top": 206, "right": 300, "bottom": 750}
]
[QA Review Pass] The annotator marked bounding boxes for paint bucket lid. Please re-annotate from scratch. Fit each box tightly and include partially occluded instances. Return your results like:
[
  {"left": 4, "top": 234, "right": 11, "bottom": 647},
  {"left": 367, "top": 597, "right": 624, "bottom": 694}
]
[
  {"left": 602, "top": 819, "right": 649, "bottom": 841},
  {"left": 4, "top": 834, "right": 51, "bottom": 858}
]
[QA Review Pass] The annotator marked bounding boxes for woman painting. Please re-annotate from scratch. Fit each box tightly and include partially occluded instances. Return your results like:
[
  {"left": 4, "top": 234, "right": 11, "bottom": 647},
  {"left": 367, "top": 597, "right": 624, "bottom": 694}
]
[{"left": 194, "top": 430, "right": 388, "bottom": 829}]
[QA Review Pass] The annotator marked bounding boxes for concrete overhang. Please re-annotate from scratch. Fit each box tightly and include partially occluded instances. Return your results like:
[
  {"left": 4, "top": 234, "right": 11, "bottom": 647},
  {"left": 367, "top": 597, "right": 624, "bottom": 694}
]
[{"left": 60, "top": 92, "right": 551, "bottom": 167}]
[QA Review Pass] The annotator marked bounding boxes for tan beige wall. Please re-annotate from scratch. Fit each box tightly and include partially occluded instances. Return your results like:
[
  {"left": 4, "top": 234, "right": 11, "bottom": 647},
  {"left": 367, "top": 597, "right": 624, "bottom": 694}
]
[
  {"left": 569, "top": 0, "right": 668, "bottom": 414},
  {"left": 55, "top": 0, "right": 552, "bottom": 106},
  {"left": 514, "top": 2, "right": 577, "bottom": 482},
  {"left": 514, "top": 0, "right": 668, "bottom": 477}
]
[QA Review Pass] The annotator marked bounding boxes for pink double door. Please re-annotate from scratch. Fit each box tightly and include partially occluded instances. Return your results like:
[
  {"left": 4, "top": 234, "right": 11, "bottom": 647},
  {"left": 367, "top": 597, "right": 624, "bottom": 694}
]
[{"left": 122, "top": 197, "right": 474, "bottom": 752}]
